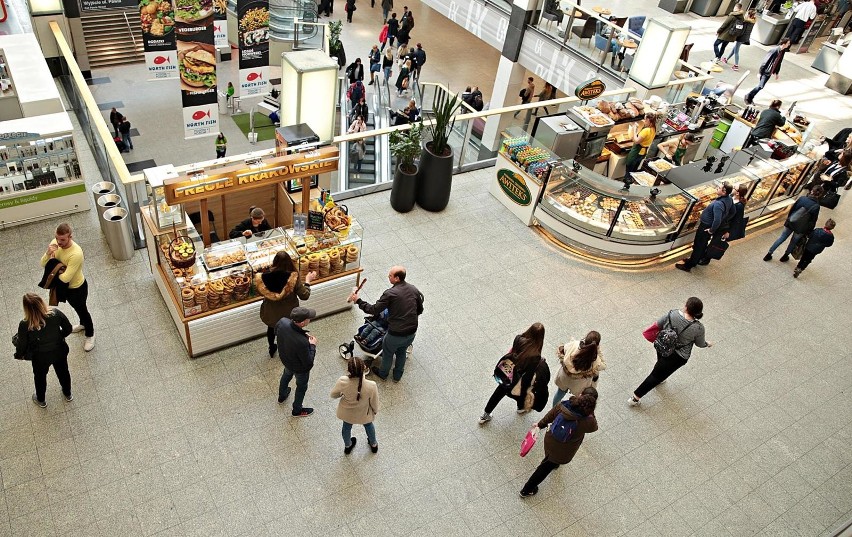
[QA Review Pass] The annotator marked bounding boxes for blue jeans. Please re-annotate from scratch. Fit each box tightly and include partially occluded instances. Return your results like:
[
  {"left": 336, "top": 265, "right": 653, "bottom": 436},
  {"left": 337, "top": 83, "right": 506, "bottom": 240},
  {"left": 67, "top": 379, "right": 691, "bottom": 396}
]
[
  {"left": 767, "top": 226, "right": 802, "bottom": 256},
  {"left": 342, "top": 421, "right": 377, "bottom": 446},
  {"left": 121, "top": 132, "right": 133, "bottom": 149},
  {"left": 383, "top": 66, "right": 391, "bottom": 82},
  {"left": 377, "top": 332, "right": 415, "bottom": 380},
  {"left": 746, "top": 73, "right": 771, "bottom": 103},
  {"left": 713, "top": 39, "right": 729, "bottom": 59},
  {"left": 279, "top": 368, "right": 310, "bottom": 411},
  {"left": 552, "top": 387, "right": 569, "bottom": 408},
  {"left": 726, "top": 42, "right": 742, "bottom": 65}
]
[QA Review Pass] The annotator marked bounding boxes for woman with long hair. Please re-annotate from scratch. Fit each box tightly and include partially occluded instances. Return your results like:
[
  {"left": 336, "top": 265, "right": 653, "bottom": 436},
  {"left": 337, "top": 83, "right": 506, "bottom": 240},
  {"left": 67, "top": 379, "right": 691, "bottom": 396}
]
[
  {"left": 552, "top": 330, "right": 606, "bottom": 407},
  {"left": 331, "top": 357, "right": 380, "bottom": 454},
  {"left": 14, "top": 293, "right": 73, "bottom": 407},
  {"left": 520, "top": 387, "right": 599, "bottom": 497},
  {"left": 254, "top": 252, "right": 316, "bottom": 357},
  {"left": 479, "top": 322, "right": 549, "bottom": 424},
  {"left": 395, "top": 59, "right": 411, "bottom": 96},
  {"left": 629, "top": 297, "right": 713, "bottom": 407}
]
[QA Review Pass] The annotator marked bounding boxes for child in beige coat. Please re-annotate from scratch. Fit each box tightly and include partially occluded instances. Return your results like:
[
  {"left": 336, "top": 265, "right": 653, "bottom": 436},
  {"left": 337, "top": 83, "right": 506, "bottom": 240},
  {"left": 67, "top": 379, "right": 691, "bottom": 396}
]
[{"left": 331, "top": 357, "right": 381, "bottom": 453}]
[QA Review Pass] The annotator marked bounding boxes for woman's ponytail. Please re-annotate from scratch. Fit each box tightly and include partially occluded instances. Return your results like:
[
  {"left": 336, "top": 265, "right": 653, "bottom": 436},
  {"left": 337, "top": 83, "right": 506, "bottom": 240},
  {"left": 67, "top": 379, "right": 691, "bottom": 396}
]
[{"left": 348, "top": 357, "right": 366, "bottom": 401}]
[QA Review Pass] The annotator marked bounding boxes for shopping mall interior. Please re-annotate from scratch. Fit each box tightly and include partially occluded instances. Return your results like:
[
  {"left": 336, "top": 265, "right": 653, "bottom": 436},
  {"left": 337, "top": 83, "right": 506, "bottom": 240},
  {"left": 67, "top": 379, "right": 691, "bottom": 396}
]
[{"left": 1, "top": 0, "right": 852, "bottom": 535}]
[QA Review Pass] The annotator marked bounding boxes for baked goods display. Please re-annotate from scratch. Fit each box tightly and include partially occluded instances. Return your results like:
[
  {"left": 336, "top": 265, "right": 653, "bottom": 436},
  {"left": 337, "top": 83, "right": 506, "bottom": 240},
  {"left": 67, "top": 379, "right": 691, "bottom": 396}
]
[
  {"left": 204, "top": 247, "right": 247, "bottom": 269},
  {"left": 648, "top": 159, "right": 674, "bottom": 173},
  {"left": 572, "top": 106, "right": 615, "bottom": 127},
  {"left": 596, "top": 100, "right": 643, "bottom": 122},
  {"left": 501, "top": 136, "right": 555, "bottom": 178},
  {"left": 630, "top": 171, "right": 657, "bottom": 187},
  {"left": 683, "top": 185, "right": 718, "bottom": 229},
  {"left": 324, "top": 206, "right": 351, "bottom": 232}
]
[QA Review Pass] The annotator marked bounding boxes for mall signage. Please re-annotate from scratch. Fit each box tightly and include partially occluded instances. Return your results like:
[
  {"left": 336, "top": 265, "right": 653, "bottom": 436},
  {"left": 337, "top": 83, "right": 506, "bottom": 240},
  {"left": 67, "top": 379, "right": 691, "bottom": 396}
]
[
  {"left": 174, "top": 0, "right": 219, "bottom": 138},
  {"left": 496, "top": 168, "right": 532, "bottom": 206},
  {"left": 575, "top": 79, "right": 606, "bottom": 100},
  {"left": 214, "top": 0, "right": 228, "bottom": 49},
  {"left": 163, "top": 146, "right": 340, "bottom": 204},
  {"left": 238, "top": 0, "right": 270, "bottom": 96},
  {"left": 139, "top": 0, "right": 178, "bottom": 79},
  {"left": 83, "top": 0, "right": 137, "bottom": 11}
]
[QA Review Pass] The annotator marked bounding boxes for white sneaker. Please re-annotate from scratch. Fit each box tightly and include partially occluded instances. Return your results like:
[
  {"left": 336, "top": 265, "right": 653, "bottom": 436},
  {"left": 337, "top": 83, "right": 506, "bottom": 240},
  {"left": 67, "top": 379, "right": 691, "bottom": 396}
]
[
  {"left": 627, "top": 396, "right": 641, "bottom": 407},
  {"left": 84, "top": 336, "right": 95, "bottom": 352},
  {"left": 72, "top": 325, "right": 84, "bottom": 333},
  {"left": 478, "top": 413, "right": 492, "bottom": 424}
]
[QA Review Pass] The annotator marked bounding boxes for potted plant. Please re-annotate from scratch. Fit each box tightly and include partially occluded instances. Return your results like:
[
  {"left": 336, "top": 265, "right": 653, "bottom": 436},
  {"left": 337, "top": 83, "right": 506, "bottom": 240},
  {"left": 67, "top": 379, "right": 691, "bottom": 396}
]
[
  {"left": 328, "top": 20, "right": 346, "bottom": 69},
  {"left": 416, "top": 91, "right": 461, "bottom": 212},
  {"left": 389, "top": 121, "right": 422, "bottom": 212}
]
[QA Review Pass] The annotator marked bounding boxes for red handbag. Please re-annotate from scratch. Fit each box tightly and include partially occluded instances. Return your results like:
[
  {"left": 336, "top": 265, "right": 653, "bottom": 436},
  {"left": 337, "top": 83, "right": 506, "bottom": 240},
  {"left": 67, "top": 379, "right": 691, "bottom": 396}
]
[
  {"left": 642, "top": 323, "right": 660, "bottom": 342},
  {"left": 520, "top": 427, "right": 539, "bottom": 457}
]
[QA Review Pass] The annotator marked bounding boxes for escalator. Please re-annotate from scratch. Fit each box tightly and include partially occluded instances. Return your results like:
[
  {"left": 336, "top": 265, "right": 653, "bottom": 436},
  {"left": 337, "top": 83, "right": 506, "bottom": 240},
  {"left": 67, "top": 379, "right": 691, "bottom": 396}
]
[{"left": 339, "top": 78, "right": 390, "bottom": 190}]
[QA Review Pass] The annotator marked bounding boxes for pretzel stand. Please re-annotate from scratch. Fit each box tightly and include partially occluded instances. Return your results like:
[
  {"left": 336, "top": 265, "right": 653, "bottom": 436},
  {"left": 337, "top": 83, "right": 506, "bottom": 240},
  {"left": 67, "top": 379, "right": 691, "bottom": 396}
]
[{"left": 141, "top": 143, "right": 367, "bottom": 357}]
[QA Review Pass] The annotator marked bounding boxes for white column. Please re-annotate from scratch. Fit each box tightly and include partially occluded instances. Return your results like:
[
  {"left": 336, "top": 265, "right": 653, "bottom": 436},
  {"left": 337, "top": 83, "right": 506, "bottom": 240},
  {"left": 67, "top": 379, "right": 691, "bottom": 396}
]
[{"left": 481, "top": 56, "right": 529, "bottom": 152}]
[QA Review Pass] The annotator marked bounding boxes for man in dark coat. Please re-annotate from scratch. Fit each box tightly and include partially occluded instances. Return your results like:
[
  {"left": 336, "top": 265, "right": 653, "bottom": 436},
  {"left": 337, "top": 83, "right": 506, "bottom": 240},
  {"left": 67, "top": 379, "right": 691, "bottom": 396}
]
[
  {"left": 276, "top": 307, "right": 317, "bottom": 417},
  {"left": 745, "top": 38, "right": 791, "bottom": 104},
  {"left": 764, "top": 184, "right": 824, "bottom": 262},
  {"left": 676, "top": 183, "right": 735, "bottom": 272}
]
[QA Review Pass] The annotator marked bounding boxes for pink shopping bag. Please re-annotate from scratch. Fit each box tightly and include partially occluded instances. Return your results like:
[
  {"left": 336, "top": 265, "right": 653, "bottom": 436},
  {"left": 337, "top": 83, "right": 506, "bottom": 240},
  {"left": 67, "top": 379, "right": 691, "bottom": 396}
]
[
  {"left": 519, "top": 427, "right": 539, "bottom": 457},
  {"left": 642, "top": 323, "right": 660, "bottom": 343}
]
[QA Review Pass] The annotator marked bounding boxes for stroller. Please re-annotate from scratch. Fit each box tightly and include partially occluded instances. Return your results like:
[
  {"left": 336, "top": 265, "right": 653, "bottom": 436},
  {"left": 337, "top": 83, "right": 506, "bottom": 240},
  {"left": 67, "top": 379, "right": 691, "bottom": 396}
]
[{"left": 338, "top": 309, "right": 413, "bottom": 371}]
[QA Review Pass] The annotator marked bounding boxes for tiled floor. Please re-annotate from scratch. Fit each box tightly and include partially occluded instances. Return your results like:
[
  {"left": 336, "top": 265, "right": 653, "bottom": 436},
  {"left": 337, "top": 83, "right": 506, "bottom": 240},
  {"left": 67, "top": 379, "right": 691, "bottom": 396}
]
[{"left": 2, "top": 1, "right": 852, "bottom": 535}]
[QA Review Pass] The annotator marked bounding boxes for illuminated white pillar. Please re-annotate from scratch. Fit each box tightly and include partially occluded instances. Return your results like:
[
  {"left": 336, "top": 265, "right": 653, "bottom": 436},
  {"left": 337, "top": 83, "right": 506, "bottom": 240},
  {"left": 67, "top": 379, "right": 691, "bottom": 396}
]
[{"left": 281, "top": 50, "right": 338, "bottom": 142}]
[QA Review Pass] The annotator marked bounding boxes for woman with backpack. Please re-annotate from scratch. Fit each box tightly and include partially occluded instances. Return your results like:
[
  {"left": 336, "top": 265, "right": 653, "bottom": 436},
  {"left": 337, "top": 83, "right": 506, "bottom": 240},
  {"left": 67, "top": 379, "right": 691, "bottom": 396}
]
[
  {"left": 519, "top": 387, "right": 598, "bottom": 497},
  {"left": 479, "top": 322, "right": 550, "bottom": 424},
  {"left": 15, "top": 293, "right": 74, "bottom": 408},
  {"left": 331, "top": 357, "right": 380, "bottom": 454},
  {"left": 629, "top": 297, "right": 713, "bottom": 407},
  {"left": 713, "top": 3, "right": 746, "bottom": 62},
  {"left": 552, "top": 330, "right": 606, "bottom": 407},
  {"left": 723, "top": 8, "right": 756, "bottom": 71}
]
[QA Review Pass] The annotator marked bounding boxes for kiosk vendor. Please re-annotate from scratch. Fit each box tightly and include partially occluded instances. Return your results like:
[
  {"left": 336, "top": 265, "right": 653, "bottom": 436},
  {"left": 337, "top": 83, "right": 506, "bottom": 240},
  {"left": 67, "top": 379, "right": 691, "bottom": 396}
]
[{"left": 229, "top": 206, "right": 272, "bottom": 238}]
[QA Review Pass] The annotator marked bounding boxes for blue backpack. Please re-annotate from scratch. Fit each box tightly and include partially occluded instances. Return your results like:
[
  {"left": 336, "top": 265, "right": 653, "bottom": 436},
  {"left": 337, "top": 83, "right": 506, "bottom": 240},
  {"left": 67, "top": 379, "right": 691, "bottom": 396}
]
[{"left": 550, "top": 403, "right": 579, "bottom": 443}]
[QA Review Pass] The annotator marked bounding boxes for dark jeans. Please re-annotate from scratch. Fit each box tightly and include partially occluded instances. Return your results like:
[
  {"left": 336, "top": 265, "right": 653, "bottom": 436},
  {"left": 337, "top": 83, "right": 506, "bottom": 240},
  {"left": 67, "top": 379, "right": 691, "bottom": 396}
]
[
  {"left": 683, "top": 224, "right": 712, "bottom": 268},
  {"left": 377, "top": 332, "right": 415, "bottom": 380},
  {"left": 266, "top": 326, "right": 275, "bottom": 348},
  {"left": 787, "top": 18, "right": 806, "bottom": 44},
  {"left": 279, "top": 368, "right": 310, "bottom": 411},
  {"left": 522, "top": 457, "right": 561, "bottom": 493},
  {"left": 745, "top": 73, "right": 771, "bottom": 103},
  {"left": 796, "top": 250, "right": 817, "bottom": 271},
  {"left": 713, "top": 39, "right": 729, "bottom": 59},
  {"left": 32, "top": 353, "right": 72, "bottom": 402},
  {"left": 216, "top": 148, "right": 226, "bottom": 158},
  {"left": 484, "top": 384, "right": 523, "bottom": 413},
  {"left": 634, "top": 350, "right": 688, "bottom": 398},
  {"left": 66, "top": 280, "right": 94, "bottom": 337}
]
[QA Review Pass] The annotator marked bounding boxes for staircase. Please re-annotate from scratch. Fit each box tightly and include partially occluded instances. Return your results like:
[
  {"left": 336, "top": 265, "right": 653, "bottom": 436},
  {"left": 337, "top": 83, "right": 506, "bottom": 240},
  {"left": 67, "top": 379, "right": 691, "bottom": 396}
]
[{"left": 81, "top": 10, "right": 144, "bottom": 69}]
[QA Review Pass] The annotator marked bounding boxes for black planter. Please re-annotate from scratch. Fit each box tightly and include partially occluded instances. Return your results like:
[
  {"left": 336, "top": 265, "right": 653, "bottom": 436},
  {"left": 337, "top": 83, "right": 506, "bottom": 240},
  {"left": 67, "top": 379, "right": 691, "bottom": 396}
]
[
  {"left": 390, "top": 164, "right": 418, "bottom": 213},
  {"left": 416, "top": 143, "right": 454, "bottom": 212}
]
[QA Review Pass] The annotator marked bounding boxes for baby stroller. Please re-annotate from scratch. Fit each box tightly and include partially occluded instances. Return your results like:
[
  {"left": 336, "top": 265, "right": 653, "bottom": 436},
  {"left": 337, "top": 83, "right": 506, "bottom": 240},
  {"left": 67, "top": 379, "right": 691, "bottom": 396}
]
[{"left": 338, "top": 309, "right": 413, "bottom": 372}]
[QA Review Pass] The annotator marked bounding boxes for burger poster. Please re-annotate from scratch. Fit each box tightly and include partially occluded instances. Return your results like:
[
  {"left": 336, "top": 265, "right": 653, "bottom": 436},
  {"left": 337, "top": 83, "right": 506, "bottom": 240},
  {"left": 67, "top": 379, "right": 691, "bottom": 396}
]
[
  {"left": 139, "top": 0, "right": 177, "bottom": 79},
  {"left": 238, "top": 0, "right": 269, "bottom": 97},
  {"left": 213, "top": 0, "right": 228, "bottom": 49},
  {"left": 175, "top": 0, "right": 219, "bottom": 138}
]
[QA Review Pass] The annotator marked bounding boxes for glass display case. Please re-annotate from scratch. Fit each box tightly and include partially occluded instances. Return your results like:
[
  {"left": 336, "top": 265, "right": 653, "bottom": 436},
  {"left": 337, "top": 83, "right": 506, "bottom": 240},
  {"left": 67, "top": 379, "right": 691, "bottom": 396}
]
[
  {"left": 202, "top": 239, "right": 248, "bottom": 271},
  {"left": 539, "top": 160, "right": 695, "bottom": 243},
  {"left": 0, "top": 134, "right": 80, "bottom": 196},
  {"left": 144, "top": 165, "right": 186, "bottom": 230},
  {"left": 245, "top": 228, "right": 296, "bottom": 273},
  {"left": 286, "top": 218, "right": 363, "bottom": 279},
  {"left": 681, "top": 169, "right": 760, "bottom": 233},
  {"left": 766, "top": 152, "right": 813, "bottom": 209}
]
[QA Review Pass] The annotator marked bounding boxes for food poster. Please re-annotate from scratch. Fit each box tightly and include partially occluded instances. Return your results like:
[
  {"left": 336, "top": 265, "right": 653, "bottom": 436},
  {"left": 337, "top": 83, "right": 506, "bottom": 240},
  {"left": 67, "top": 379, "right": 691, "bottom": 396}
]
[
  {"left": 140, "top": 0, "right": 178, "bottom": 79},
  {"left": 237, "top": 0, "right": 270, "bottom": 96},
  {"left": 175, "top": 0, "right": 219, "bottom": 138},
  {"left": 213, "top": 0, "right": 229, "bottom": 49}
]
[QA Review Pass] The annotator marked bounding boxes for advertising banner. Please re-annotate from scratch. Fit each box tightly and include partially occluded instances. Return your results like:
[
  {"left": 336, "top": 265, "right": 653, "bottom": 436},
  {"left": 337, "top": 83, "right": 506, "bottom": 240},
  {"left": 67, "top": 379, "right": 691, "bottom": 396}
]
[
  {"left": 82, "top": 0, "right": 137, "bottom": 11},
  {"left": 213, "top": 0, "right": 228, "bottom": 49},
  {"left": 175, "top": 0, "right": 219, "bottom": 138},
  {"left": 237, "top": 0, "right": 269, "bottom": 96},
  {"left": 139, "top": 0, "right": 177, "bottom": 79}
]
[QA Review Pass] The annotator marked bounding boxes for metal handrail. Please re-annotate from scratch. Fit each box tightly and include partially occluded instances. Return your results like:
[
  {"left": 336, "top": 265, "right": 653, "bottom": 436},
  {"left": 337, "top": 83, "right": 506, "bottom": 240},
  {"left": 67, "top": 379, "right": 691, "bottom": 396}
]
[{"left": 123, "top": 12, "right": 141, "bottom": 59}]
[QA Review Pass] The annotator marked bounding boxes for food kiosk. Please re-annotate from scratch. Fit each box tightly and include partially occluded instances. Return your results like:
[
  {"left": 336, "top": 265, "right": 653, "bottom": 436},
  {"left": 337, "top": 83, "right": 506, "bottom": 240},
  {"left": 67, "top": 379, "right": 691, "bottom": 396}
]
[
  {"left": 141, "top": 145, "right": 363, "bottom": 357},
  {"left": 491, "top": 129, "right": 815, "bottom": 264}
]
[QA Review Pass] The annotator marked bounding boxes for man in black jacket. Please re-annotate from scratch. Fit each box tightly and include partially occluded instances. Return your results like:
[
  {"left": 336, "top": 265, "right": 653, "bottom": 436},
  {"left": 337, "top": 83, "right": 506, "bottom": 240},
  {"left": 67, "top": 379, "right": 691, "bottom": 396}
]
[
  {"left": 350, "top": 266, "right": 423, "bottom": 382},
  {"left": 746, "top": 99, "right": 786, "bottom": 147},
  {"left": 229, "top": 207, "right": 272, "bottom": 239},
  {"left": 276, "top": 307, "right": 317, "bottom": 416},
  {"left": 764, "top": 184, "right": 824, "bottom": 262},
  {"left": 676, "top": 183, "right": 735, "bottom": 272},
  {"left": 745, "top": 38, "right": 791, "bottom": 104}
]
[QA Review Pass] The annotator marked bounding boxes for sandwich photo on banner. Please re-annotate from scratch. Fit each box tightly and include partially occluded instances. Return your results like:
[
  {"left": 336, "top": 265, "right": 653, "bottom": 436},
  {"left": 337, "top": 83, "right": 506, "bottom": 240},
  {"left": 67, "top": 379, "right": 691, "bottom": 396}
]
[
  {"left": 174, "top": 0, "right": 218, "bottom": 138},
  {"left": 139, "top": 0, "right": 177, "bottom": 78},
  {"left": 238, "top": 0, "right": 269, "bottom": 96}
]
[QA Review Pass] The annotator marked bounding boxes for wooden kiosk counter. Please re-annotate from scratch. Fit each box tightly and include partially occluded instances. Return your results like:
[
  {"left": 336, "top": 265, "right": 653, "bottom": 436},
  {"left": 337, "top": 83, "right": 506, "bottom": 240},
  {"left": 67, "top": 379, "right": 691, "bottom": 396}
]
[{"left": 142, "top": 145, "right": 365, "bottom": 357}]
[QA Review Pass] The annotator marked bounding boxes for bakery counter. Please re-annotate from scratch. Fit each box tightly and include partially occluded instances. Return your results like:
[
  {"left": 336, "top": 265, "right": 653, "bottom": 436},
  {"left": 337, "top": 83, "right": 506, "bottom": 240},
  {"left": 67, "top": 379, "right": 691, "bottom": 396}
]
[{"left": 142, "top": 205, "right": 364, "bottom": 357}]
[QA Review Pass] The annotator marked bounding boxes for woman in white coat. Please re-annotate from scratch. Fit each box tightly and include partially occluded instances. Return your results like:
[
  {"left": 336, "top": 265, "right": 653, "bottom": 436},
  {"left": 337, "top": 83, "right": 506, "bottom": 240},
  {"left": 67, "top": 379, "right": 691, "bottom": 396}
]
[
  {"left": 552, "top": 330, "right": 606, "bottom": 407},
  {"left": 331, "top": 357, "right": 381, "bottom": 453}
]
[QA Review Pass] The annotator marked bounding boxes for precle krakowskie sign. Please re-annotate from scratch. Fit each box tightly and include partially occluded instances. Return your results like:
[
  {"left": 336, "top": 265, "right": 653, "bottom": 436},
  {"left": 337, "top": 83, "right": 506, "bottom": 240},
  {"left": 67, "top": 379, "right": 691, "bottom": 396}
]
[{"left": 163, "top": 146, "right": 340, "bottom": 204}]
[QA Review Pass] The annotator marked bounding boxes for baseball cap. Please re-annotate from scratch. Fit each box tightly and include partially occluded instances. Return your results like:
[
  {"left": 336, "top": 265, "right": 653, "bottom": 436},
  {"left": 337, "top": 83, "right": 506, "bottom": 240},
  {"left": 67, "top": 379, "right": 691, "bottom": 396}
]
[{"left": 291, "top": 307, "right": 317, "bottom": 323}]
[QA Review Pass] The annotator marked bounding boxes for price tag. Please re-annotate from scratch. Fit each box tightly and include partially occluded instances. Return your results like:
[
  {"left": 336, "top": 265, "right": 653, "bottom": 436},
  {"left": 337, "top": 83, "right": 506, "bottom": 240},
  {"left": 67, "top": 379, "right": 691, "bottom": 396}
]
[{"left": 307, "top": 211, "right": 324, "bottom": 231}]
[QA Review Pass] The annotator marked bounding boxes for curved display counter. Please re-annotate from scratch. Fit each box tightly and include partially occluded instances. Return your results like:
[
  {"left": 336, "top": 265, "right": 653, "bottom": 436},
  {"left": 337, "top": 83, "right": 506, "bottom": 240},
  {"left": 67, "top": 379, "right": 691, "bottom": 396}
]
[{"left": 491, "top": 129, "right": 816, "bottom": 264}]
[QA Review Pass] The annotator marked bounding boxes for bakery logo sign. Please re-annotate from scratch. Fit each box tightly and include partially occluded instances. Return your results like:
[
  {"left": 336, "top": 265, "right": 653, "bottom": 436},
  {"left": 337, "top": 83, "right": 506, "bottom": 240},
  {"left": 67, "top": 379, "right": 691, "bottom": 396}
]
[
  {"left": 497, "top": 169, "right": 532, "bottom": 206},
  {"left": 575, "top": 79, "right": 606, "bottom": 100}
]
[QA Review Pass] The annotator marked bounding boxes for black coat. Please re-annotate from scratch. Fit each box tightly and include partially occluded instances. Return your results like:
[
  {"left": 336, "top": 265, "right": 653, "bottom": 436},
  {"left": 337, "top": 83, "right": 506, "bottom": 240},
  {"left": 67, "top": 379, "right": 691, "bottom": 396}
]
[
  {"left": 15, "top": 309, "right": 72, "bottom": 361},
  {"left": 346, "top": 63, "right": 364, "bottom": 83},
  {"left": 228, "top": 217, "right": 272, "bottom": 238},
  {"left": 276, "top": 318, "right": 315, "bottom": 373}
]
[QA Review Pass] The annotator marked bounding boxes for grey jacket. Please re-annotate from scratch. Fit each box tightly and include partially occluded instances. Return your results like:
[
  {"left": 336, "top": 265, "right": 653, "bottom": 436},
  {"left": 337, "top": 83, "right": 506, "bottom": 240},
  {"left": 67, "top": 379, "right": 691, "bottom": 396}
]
[{"left": 656, "top": 309, "right": 707, "bottom": 360}]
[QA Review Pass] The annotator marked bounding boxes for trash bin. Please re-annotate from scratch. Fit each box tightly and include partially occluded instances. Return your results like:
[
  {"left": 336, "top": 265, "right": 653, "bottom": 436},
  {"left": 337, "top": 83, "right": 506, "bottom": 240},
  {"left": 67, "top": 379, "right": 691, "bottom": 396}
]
[
  {"left": 91, "top": 181, "right": 115, "bottom": 209},
  {"left": 102, "top": 207, "right": 135, "bottom": 261},
  {"left": 96, "top": 194, "right": 122, "bottom": 233}
]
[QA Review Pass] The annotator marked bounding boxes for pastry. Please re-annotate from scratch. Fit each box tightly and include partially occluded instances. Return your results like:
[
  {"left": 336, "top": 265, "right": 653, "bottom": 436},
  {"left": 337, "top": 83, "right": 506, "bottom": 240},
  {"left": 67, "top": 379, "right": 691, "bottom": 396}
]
[{"left": 346, "top": 245, "right": 359, "bottom": 263}]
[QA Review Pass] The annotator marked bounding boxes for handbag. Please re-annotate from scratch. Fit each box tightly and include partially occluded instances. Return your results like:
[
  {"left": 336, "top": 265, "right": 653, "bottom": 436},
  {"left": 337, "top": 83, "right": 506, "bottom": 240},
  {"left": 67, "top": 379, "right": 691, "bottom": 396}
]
[
  {"left": 12, "top": 332, "right": 36, "bottom": 361},
  {"left": 788, "top": 206, "right": 811, "bottom": 234},
  {"left": 401, "top": 77, "right": 409, "bottom": 89},
  {"left": 519, "top": 427, "right": 539, "bottom": 457},
  {"left": 642, "top": 323, "right": 660, "bottom": 343},
  {"left": 706, "top": 239, "right": 729, "bottom": 260},
  {"left": 820, "top": 191, "right": 840, "bottom": 209},
  {"left": 791, "top": 235, "right": 808, "bottom": 260}
]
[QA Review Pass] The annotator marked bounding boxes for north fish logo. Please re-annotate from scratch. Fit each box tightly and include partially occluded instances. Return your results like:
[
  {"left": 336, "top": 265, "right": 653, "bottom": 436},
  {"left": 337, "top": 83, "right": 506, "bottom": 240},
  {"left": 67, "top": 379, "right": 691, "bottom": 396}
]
[{"left": 497, "top": 169, "right": 532, "bottom": 206}]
